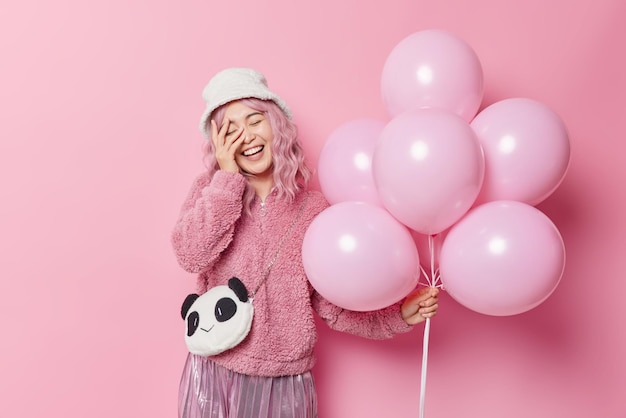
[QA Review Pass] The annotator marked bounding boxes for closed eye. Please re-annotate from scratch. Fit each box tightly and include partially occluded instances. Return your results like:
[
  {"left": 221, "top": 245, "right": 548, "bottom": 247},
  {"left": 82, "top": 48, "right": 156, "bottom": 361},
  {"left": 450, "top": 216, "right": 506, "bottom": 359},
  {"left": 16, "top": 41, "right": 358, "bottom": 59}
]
[{"left": 246, "top": 112, "right": 264, "bottom": 126}]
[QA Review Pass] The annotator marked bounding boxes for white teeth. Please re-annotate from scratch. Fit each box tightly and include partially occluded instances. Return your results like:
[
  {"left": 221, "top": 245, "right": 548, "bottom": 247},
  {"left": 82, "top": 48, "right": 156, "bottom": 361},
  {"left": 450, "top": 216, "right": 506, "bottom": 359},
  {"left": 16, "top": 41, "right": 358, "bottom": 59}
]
[{"left": 243, "top": 146, "right": 263, "bottom": 156}]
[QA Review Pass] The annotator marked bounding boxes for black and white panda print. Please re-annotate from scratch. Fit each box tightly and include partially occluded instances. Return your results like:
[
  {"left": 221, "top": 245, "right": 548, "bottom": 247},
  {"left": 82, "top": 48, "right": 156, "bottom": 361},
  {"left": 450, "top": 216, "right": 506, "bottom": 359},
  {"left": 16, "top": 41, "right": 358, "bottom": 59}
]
[{"left": 181, "top": 277, "right": 254, "bottom": 356}]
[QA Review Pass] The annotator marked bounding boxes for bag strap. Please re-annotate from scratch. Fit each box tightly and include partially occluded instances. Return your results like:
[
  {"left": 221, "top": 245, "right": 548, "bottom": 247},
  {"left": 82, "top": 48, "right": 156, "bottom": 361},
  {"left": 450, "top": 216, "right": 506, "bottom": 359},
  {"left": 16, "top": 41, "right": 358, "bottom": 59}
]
[{"left": 250, "top": 193, "right": 310, "bottom": 299}]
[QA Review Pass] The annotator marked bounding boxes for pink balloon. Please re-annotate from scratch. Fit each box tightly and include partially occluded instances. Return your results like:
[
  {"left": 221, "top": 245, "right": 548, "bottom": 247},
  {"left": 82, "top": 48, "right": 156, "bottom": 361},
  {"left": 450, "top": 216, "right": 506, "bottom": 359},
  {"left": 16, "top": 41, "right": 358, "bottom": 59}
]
[
  {"left": 318, "top": 119, "right": 385, "bottom": 206},
  {"left": 440, "top": 201, "right": 565, "bottom": 316},
  {"left": 381, "top": 29, "right": 484, "bottom": 121},
  {"left": 302, "top": 202, "right": 419, "bottom": 311},
  {"left": 471, "top": 98, "right": 571, "bottom": 206},
  {"left": 373, "top": 108, "right": 485, "bottom": 235}
]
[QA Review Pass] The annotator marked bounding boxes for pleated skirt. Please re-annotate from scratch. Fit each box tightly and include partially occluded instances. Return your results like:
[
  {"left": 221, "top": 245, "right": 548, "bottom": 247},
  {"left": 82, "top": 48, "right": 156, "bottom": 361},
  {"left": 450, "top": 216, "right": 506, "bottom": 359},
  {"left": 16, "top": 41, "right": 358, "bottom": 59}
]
[{"left": 178, "top": 354, "right": 318, "bottom": 418}]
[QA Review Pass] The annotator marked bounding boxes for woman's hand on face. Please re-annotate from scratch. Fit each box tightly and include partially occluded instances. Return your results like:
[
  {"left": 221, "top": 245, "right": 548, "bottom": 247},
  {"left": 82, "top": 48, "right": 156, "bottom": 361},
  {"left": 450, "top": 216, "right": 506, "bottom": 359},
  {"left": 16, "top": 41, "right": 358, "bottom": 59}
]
[
  {"left": 401, "top": 287, "right": 439, "bottom": 325},
  {"left": 211, "top": 119, "right": 245, "bottom": 173}
]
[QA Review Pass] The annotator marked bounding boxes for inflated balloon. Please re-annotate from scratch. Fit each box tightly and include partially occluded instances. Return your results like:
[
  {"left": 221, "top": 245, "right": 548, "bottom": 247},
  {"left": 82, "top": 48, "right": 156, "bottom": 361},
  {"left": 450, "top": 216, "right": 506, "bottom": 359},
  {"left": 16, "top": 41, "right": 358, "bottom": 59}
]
[
  {"left": 302, "top": 201, "right": 419, "bottom": 311},
  {"left": 471, "top": 98, "right": 571, "bottom": 206},
  {"left": 318, "top": 118, "right": 385, "bottom": 206},
  {"left": 381, "top": 29, "right": 484, "bottom": 121},
  {"left": 440, "top": 200, "right": 565, "bottom": 316},
  {"left": 373, "top": 108, "right": 485, "bottom": 235}
]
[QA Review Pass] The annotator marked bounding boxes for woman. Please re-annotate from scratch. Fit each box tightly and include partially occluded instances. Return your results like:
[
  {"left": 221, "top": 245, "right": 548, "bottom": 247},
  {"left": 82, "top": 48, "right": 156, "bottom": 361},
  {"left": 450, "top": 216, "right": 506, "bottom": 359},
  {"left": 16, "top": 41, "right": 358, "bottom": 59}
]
[{"left": 172, "top": 67, "right": 439, "bottom": 418}]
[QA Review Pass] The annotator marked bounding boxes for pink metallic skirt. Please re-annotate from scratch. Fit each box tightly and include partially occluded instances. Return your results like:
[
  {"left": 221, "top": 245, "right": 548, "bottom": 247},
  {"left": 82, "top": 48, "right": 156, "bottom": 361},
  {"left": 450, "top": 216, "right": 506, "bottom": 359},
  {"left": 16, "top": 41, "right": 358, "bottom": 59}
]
[{"left": 178, "top": 354, "right": 318, "bottom": 418}]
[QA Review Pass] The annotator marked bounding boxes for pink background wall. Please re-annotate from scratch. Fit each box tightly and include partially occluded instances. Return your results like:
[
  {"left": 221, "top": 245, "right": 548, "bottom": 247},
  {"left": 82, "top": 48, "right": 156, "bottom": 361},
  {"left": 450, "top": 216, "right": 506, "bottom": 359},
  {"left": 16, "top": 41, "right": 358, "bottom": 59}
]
[{"left": 1, "top": 0, "right": 624, "bottom": 417}]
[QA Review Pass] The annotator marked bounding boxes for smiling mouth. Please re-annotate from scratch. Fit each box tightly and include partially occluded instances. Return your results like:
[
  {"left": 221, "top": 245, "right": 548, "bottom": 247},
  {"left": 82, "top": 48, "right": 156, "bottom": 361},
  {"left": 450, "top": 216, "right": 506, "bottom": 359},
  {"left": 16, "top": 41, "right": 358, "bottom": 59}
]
[
  {"left": 200, "top": 325, "right": 215, "bottom": 333},
  {"left": 242, "top": 146, "right": 263, "bottom": 157}
]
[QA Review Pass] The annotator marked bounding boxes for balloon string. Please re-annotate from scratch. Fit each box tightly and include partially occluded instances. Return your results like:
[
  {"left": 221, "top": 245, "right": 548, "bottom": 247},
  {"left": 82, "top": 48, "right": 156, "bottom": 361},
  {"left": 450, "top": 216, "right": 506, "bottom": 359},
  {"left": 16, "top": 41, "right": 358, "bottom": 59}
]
[
  {"left": 418, "top": 235, "right": 443, "bottom": 289},
  {"left": 420, "top": 317, "right": 431, "bottom": 418},
  {"left": 419, "top": 234, "right": 442, "bottom": 418}
]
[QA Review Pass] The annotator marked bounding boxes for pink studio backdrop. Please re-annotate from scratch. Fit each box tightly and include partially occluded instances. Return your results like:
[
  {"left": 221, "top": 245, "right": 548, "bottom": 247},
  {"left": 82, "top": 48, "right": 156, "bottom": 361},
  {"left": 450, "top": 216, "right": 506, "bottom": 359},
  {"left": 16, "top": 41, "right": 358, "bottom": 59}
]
[{"left": 1, "top": 1, "right": 624, "bottom": 417}]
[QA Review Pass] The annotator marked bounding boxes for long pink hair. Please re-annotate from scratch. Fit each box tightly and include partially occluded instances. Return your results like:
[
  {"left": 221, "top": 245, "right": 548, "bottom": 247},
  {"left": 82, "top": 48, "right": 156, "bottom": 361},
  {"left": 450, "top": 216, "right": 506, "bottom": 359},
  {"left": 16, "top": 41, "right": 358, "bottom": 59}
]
[{"left": 203, "top": 98, "right": 311, "bottom": 214}]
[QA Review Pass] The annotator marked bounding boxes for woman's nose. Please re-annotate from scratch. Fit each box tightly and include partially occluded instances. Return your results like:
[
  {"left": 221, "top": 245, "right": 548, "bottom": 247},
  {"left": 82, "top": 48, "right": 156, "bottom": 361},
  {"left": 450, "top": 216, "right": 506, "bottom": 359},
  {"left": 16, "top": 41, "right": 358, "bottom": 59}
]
[{"left": 242, "top": 128, "right": 255, "bottom": 142}]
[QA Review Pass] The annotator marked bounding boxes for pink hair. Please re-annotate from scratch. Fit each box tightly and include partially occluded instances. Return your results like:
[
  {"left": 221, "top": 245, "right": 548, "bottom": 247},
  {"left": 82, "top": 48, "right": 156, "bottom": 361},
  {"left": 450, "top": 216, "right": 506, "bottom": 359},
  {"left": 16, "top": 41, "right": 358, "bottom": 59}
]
[{"left": 203, "top": 98, "right": 311, "bottom": 214}]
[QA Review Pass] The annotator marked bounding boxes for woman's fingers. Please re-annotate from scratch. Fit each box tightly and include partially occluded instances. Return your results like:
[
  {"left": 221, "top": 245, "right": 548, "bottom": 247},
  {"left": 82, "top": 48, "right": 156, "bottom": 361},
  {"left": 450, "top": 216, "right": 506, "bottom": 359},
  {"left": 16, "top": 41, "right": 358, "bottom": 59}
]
[
  {"left": 211, "top": 119, "right": 246, "bottom": 173},
  {"left": 420, "top": 291, "right": 438, "bottom": 307},
  {"left": 415, "top": 287, "right": 439, "bottom": 303},
  {"left": 402, "top": 287, "right": 440, "bottom": 324},
  {"left": 213, "top": 119, "right": 231, "bottom": 147},
  {"left": 214, "top": 119, "right": 245, "bottom": 151},
  {"left": 419, "top": 302, "right": 438, "bottom": 316},
  {"left": 418, "top": 288, "right": 439, "bottom": 318},
  {"left": 224, "top": 127, "right": 245, "bottom": 151}
]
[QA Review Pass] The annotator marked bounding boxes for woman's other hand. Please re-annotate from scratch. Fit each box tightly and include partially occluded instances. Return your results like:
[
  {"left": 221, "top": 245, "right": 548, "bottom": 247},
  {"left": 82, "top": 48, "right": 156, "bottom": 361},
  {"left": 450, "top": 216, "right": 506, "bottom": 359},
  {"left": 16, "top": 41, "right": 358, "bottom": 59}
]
[{"left": 401, "top": 287, "right": 439, "bottom": 325}]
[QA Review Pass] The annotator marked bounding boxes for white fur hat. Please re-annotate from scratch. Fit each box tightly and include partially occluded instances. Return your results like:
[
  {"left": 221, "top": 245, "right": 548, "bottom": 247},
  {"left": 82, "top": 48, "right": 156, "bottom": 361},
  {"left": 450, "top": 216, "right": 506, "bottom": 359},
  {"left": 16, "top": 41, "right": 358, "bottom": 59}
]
[{"left": 199, "top": 67, "right": 292, "bottom": 138}]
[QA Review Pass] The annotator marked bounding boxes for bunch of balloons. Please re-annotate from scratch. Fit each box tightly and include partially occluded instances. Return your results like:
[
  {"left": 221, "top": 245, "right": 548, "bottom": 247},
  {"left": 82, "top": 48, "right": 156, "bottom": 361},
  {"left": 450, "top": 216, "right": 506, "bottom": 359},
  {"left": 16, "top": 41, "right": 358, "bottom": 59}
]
[{"left": 302, "top": 29, "right": 569, "bottom": 316}]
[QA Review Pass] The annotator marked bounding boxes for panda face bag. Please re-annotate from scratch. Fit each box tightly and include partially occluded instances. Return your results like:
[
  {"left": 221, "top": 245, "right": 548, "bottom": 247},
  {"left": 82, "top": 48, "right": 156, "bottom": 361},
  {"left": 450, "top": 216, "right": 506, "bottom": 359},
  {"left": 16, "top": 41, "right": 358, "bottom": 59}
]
[{"left": 181, "top": 277, "right": 253, "bottom": 356}]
